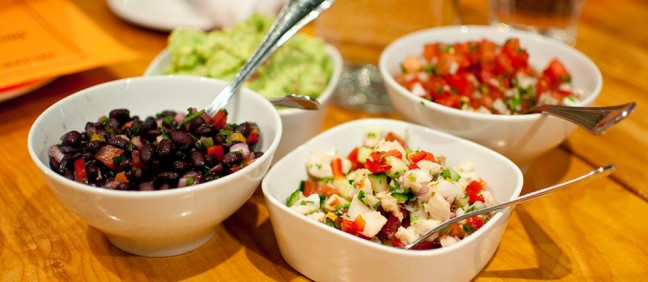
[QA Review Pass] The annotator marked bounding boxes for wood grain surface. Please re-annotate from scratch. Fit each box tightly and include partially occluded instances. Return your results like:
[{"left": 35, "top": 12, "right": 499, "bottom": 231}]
[{"left": 1, "top": 0, "right": 647, "bottom": 281}]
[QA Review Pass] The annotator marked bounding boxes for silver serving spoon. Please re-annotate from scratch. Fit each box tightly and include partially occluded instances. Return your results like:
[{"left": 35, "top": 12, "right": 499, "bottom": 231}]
[
  {"left": 205, "top": 0, "right": 335, "bottom": 116},
  {"left": 404, "top": 164, "right": 615, "bottom": 250},
  {"left": 269, "top": 94, "right": 320, "bottom": 110},
  {"left": 534, "top": 102, "right": 636, "bottom": 135}
]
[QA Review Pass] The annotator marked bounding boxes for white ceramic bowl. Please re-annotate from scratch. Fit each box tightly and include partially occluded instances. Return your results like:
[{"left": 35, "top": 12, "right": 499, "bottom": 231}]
[
  {"left": 379, "top": 25, "right": 602, "bottom": 166},
  {"left": 28, "top": 76, "right": 282, "bottom": 257},
  {"left": 145, "top": 45, "right": 343, "bottom": 163},
  {"left": 262, "top": 118, "right": 523, "bottom": 282}
]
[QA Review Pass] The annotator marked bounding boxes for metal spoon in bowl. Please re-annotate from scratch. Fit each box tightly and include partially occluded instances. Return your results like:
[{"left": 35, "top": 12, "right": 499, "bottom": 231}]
[
  {"left": 404, "top": 164, "right": 615, "bottom": 250},
  {"left": 269, "top": 94, "right": 320, "bottom": 110},
  {"left": 533, "top": 102, "right": 636, "bottom": 135},
  {"left": 204, "top": 0, "right": 335, "bottom": 117}
]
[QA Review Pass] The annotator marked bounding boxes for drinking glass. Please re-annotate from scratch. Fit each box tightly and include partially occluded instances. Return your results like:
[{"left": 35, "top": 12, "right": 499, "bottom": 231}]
[
  {"left": 315, "top": 0, "right": 459, "bottom": 113},
  {"left": 488, "top": 0, "right": 585, "bottom": 45}
]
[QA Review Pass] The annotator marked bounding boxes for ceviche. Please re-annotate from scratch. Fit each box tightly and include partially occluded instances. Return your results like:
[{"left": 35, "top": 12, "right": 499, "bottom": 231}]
[
  {"left": 285, "top": 129, "right": 496, "bottom": 250},
  {"left": 396, "top": 37, "right": 581, "bottom": 114}
]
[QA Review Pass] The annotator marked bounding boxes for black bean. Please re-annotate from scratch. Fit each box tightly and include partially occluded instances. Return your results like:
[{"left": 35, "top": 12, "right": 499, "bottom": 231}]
[
  {"left": 61, "top": 130, "right": 83, "bottom": 146},
  {"left": 86, "top": 140, "right": 103, "bottom": 152},
  {"left": 235, "top": 122, "right": 252, "bottom": 136},
  {"left": 86, "top": 160, "right": 101, "bottom": 181},
  {"left": 109, "top": 109, "right": 130, "bottom": 123},
  {"left": 157, "top": 139, "right": 174, "bottom": 159},
  {"left": 215, "top": 135, "right": 227, "bottom": 146},
  {"left": 195, "top": 123, "right": 217, "bottom": 137},
  {"left": 154, "top": 171, "right": 179, "bottom": 187},
  {"left": 222, "top": 152, "right": 243, "bottom": 166},
  {"left": 202, "top": 173, "right": 220, "bottom": 183},
  {"left": 106, "top": 118, "right": 121, "bottom": 132},
  {"left": 140, "top": 144, "right": 155, "bottom": 164},
  {"left": 189, "top": 150, "right": 206, "bottom": 168},
  {"left": 188, "top": 116, "right": 205, "bottom": 132},
  {"left": 108, "top": 137, "right": 130, "bottom": 149},
  {"left": 172, "top": 161, "right": 189, "bottom": 173},
  {"left": 114, "top": 158, "right": 131, "bottom": 172},
  {"left": 205, "top": 154, "right": 219, "bottom": 167},
  {"left": 142, "top": 117, "right": 158, "bottom": 131},
  {"left": 170, "top": 131, "right": 195, "bottom": 148},
  {"left": 208, "top": 163, "right": 223, "bottom": 175},
  {"left": 60, "top": 145, "right": 81, "bottom": 154}
]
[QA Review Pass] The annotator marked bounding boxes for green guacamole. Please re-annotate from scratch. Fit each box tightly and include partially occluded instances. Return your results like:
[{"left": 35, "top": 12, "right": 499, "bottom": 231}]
[{"left": 164, "top": 13, "right": 333, "bottom": 100}]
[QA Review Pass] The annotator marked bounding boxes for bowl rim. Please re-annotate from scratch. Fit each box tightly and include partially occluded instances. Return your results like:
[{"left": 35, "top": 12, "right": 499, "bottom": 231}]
[
  {"left": 143, "top": 44, "right": 343, "bottom": 117},
  {"left": 27, "top": 76, "right": 283, "bottom": 198},
  {"left": 262, "top": 118, "right": 524, "bottom": 256},
  {"left": 378, "top": 25, "right": 603, "bottom": 122}
]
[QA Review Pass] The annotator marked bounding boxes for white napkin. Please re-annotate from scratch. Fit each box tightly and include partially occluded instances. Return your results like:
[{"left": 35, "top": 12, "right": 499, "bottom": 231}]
[{"left": 199, "top": 0, "right": 285, "bottom": 29}]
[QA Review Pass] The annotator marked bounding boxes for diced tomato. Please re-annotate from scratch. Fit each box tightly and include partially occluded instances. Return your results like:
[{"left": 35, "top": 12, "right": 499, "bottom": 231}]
[
  {"left": 543, "top": 59, "right": 571, "bottom": 86},
  {"left": 365, "top": 150, "right": 403, "bottom": 174},
  {"left": 409, "top": 150, "right": 436, "bottom": 163},
  {"left": 444, "top": 73, "right": 475, "bottom": 96},
  {"left": 423, "top": 43, "right": 441, "bottom": 61},
  {"left": 211, "top": 109, "right": 228, "bottom": 129},
  {"left": 331, "top": 158, "right": 345, "bottom": 180},
  {"left": 502, "top": 38, "right": 529, "bottom": 68},
  {"left": 466, "top": 216, "right": 485, "bottom": 231},
  {"left": 303, "top": 179, "right": 318, "bottom": 197},
  {"left": 465, "top": 180, "right": 485, "bottom": 204},
  {"left": 434, "top": 92, "right": 461, "bottom": 108},
  {"left": 347, "top": 147, "right": 363, "bottom": 170},
  {"left": 247, "top": 131, "right": 259, "bottom": 144},
  {"left": 341, "top": 216, "right": 365, "bottom": 236},
  {"left": 384, "top": 132, "right": 407, "bottom": 148},
  {"left": 206, "top": 145, "right": 225, "bottom": 161},
  {"left": 73, "top": 158, "right": 87, "bottom": 183},
  {"left": 131, "top": 150, "right": 143, "bottom": 168},
  {"left": 94, "top": 145, "right": 124, "bottom": 169},
  {"left": 303, "top": 179, "right": 339, "bottom": 198}
]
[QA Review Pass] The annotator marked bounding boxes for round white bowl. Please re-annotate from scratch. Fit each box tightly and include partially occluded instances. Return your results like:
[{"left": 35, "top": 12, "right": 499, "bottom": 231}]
[
  {"left": 379, "top": 25, "right": 602, "bottom": 166},
  {"left": 28, "top": 76, "right": 282, "bottom": 257},
  {"left": 262, "top": 118, "right": 523, "bottom": 282},
  {"left": 145, "top": 44, "right": 343, "bottom": 163}
]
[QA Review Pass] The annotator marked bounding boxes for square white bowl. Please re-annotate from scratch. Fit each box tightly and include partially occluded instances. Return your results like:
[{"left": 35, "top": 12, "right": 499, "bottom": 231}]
[{"left": 262, "top": 118, "right": 523, "bottom": 282}]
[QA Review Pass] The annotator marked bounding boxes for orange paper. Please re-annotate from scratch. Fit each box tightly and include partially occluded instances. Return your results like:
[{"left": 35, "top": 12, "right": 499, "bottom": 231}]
[{"left": 0, "top": 0, "right": 138, "bottom": 89}]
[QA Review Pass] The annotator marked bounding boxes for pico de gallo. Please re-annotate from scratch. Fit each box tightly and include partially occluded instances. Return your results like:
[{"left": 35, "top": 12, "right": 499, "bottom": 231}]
[
  {"left": 396, "top": 37, "right": 581, "bottom": 114},
  {"left": 285, "top": 129, "right": 496, "bottom": 250}
]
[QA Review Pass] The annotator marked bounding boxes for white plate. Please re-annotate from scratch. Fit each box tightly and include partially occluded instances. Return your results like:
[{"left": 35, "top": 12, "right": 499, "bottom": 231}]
[
  {"left": 0, "top": 78, "right": 55, "bottom": 103},
  {"left": 107, "top": 0, "right": 214, "bottom": 31}
]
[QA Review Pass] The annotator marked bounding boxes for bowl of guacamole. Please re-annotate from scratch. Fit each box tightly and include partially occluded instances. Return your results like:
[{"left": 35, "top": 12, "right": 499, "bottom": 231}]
[{"left": 145, "top": 13, "right": 343, "bottom": 162}]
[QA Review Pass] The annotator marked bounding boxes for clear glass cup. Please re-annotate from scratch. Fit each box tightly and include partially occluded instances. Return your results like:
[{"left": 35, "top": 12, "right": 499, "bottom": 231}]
[
  {"left": 315, "top": 0, "right": 459, "bottom": 113},
  {"left": 488, "top": 0, "right": 585, "bottom": 45}
]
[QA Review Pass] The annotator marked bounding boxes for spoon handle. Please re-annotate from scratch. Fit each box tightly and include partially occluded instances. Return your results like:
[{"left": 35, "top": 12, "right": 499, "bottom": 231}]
[
  {"left": 404, "top": 164, "right": 615, "bottom": 250},
  {"left": 205, "top": 0, "right": 335, "bottom": 116},
  {"left": 538, "top": 102, "right": 636, "bottom": 135}
]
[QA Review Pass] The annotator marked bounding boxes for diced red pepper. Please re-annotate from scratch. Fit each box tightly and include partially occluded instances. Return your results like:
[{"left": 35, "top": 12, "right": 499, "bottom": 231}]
[
  {"left": 465, "top": 180, "right": 485, "bottom": 204},
  {"left": 408, "top": 150, "right": 436, "bottom": 164},
  {"left": 206, "top": 145, "right": 225, "bottom": 161},
  {"left": 247, "top": 131, "right": 259, "bottom": 144},
  {"left": 331, "top": 158, "right": 345, "bottom": 180},
  {"left": 73, "top": 158, "right": 87, "bottom": 183},
  {"left": 466, "top": 215, "right": 485, "bottom": 231},
  {"left": 347, "top": 147, "right": 363, "bottom": 170},
  {"left": 384, "top": 132, "right": 407, "bottom": 148},
  {"left": 211, "top": 109, "right": 228, "bottom": 129},
  {"left": 95, "top": 145, "right": 124, "bottom": 169},
  {"left": 341, "top": 216, "right": 365, "bottom": 236}
]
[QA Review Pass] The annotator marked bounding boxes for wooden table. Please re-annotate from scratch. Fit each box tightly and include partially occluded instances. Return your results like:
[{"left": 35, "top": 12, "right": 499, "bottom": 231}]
[{"left": 2, "top": 0, "right": 647, "bottom": 280}]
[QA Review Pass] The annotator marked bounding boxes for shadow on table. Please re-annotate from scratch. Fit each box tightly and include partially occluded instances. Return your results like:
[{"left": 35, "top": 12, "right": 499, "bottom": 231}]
[{"left": 478, "top": 147, "right": 574, "bottom": 280}]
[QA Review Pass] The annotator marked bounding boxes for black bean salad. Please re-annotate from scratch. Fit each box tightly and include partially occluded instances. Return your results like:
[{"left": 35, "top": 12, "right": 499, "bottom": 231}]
[{"left": 48, "top": 108, "right": 263, "bottom": 190}]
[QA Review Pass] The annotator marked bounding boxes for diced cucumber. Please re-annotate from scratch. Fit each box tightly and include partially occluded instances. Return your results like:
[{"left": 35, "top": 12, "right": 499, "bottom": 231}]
[
  {"left": 357, "top": 147, "right": 373, "bottom": 164},
  {"left": 441, "top": 167, "right": 461, "bottom": 182},
  {"left": 368, "top": 173, "right": 389, "bottom": 193},
  {"left": 286, "top": 189, "right": 301, "bottom": 207},
  {"left": 384, "top": 156, "right": 408, "bottom": 178}
]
